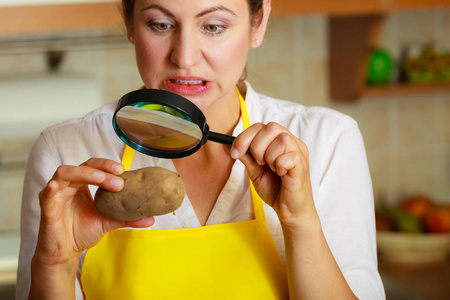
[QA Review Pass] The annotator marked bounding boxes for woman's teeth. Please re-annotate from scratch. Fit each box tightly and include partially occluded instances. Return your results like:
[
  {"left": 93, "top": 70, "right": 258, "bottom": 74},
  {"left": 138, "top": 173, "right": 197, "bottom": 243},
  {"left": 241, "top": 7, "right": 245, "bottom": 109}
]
[{"left": 170, "top": 79, "right": 204, "bottom": 85}]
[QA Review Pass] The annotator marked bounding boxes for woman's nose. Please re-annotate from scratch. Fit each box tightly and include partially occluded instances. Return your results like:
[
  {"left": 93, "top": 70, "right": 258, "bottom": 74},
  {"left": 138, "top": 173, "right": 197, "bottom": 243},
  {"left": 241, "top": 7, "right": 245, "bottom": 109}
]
[{"left": 170, "top": 28, "right": 202, "bottom": 69}]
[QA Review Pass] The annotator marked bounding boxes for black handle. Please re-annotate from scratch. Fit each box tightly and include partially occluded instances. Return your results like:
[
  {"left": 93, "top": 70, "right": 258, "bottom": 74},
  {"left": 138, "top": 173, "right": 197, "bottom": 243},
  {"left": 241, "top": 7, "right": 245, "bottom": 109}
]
[{"left": 207, "top": 131, "right": 235, "bottom": 146}]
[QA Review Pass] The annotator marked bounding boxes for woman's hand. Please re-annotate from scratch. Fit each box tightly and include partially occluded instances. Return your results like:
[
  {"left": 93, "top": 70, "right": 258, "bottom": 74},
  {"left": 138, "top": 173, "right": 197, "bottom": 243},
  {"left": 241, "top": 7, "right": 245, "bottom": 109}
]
[
  {"left": 34, "top": 158, "right": 155, "bottom": 267},
  {"left": 28, "top": 158, "right": 154, "bottom": 299},
  {"left": 231, "top": 123, "right": 357, "bottom": 299},
  {"left": 230, "top": 122, "right": 315, "bottom": 229}
]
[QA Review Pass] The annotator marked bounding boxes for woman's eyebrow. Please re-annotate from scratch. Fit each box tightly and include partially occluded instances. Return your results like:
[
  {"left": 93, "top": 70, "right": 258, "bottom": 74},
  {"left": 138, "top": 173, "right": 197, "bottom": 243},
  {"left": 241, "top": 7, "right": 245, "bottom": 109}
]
[
  {"left": 196, "top": 5, "right": 237, "bottom": 18},
  {"left": 141, "top": 4, "right": 174, "bottom": 17},
  {"left": 140, "top": 4, "right": 237, "bottom": 19}
]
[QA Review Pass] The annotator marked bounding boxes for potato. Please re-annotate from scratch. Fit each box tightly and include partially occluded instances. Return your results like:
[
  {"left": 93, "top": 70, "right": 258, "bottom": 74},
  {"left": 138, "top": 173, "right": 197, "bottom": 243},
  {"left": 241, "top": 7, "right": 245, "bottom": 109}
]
[{"left": 94, "top": 167, "right": 185, "bottom": 221}]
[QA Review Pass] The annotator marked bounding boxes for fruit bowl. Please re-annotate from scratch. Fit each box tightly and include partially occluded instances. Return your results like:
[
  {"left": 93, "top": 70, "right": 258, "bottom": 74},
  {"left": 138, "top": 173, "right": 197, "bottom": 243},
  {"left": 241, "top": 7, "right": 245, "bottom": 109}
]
[{"left": 377, "top": 231, "right": 450, "bottom": 264}]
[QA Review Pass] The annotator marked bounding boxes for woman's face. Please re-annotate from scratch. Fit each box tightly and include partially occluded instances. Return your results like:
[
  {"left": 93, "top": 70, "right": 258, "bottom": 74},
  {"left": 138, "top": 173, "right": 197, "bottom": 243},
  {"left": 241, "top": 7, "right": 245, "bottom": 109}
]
[{"left": 128, "top": 0, "right": 264, "bottom": 111}]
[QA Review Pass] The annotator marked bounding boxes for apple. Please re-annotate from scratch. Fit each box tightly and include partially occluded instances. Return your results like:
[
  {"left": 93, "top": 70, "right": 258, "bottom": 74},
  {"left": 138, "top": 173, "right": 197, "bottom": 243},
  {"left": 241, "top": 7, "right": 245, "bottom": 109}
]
[
  {"left": 401, "top": 195, "right": 433, "bottom": 220},
  {"left": 424, "top": 205, "right": 450, "bottom": 233}
]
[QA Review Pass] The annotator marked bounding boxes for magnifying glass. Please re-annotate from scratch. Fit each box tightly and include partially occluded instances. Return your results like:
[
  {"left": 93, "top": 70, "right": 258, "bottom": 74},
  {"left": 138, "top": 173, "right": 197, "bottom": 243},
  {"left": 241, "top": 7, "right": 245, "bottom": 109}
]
[{"left": 113, "top": 89, "right": 236, "bottom": 159}]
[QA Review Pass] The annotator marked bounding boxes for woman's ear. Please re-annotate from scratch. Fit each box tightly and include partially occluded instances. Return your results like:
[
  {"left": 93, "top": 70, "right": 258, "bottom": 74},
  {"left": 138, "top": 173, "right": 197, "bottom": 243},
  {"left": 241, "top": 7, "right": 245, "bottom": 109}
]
[
  {"left": 127, "top": 32, "right": 135, "bottom": 45},
  {"left": 251, "top": 0, "right": 271, "bottom": 48},
  {"left": 126, "top": 23, "right": 135, "bottom": 45}
]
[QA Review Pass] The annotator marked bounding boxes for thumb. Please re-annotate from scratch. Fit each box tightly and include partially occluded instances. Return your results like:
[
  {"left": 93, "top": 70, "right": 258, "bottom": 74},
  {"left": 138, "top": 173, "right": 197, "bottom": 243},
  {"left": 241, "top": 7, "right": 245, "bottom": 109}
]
[
  {"left": 99, "top": 216, "right": 155, "bottom": 234},
  {"left": 125, "top": 217, "right": 155, "bottom": 228},
  {"left": 227, "top": 144, "right": 265, "bottom": 183},
  {"left": 237, "top": 151, "right": 265, "bottom": 183}
]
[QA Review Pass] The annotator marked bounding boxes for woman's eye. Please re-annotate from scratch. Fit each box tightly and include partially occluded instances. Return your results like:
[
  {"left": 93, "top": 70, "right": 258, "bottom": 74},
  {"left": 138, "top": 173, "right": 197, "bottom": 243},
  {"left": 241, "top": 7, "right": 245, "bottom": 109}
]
[
  {"left": 203, "top": 24, "right": 224, "bottom": 34},
  {"left": 205, "top": 25, "right": 218, "bottom": 32},
  {"left": 151, "top": 23, "right": 172, "bottom": 31}
]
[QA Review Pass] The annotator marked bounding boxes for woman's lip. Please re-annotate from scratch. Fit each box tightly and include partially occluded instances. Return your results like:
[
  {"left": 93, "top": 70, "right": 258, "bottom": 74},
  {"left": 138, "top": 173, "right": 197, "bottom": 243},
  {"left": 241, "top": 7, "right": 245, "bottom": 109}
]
[{"left": 163, "top": 78, "right": 212, "bottom": 95}]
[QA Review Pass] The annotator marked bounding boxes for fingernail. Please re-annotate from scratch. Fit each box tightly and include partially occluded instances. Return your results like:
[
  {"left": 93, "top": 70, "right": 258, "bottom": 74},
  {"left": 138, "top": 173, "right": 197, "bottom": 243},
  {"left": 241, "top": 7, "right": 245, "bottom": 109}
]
[
  {"left": 230, "top": 148, "right": 240, "bottom": 159},
  {"left": 93, "top": 171, "right": 105, "bottom": 179},
  {"left": 111, "top": 177, "right": 124, "bottom": 187},
  {"left": 256, "top": 159, "right": 263, "bottom": 165},
  {"left": 112, "top": 164, "right": 124, "bottom": 174}
]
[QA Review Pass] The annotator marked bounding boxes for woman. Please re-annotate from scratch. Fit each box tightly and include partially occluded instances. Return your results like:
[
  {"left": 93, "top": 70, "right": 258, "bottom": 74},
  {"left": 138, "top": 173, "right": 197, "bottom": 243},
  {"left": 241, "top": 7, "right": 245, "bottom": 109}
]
[{"left": 17, "top": 0, "right": 385, "bottom": 299}]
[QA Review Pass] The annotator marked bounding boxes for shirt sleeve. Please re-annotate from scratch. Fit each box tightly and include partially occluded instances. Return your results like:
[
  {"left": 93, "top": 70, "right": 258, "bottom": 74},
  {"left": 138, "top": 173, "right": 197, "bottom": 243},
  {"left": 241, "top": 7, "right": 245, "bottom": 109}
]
[
  {"left": 15, "top": 134, "right": 60, "bottom": 300},
  {"left": 315, "top": 117, "right": 385, "bottom": 300},
  {"left": 16, "top": 132, "right": 87, "bottom": 300}
]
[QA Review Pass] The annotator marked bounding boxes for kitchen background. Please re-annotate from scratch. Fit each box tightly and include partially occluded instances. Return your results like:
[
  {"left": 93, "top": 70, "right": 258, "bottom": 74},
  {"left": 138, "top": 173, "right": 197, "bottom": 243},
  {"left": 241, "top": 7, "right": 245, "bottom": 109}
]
[{"left": 0, "top": 1, "right": 449, "bottom": 299}]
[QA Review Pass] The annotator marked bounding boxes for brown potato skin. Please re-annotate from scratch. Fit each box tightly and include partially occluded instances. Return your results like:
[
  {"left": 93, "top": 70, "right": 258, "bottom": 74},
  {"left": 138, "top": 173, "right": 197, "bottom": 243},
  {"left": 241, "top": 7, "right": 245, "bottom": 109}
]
[{"left": 94, "top": 167, "right": 185, "bottom": 221}]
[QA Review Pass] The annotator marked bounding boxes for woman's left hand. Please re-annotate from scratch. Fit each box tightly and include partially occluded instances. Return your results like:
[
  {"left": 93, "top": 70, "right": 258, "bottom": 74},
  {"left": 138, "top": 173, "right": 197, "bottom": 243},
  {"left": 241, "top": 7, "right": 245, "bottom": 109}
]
[{"left": 230, "top": 122, "right": 315, "bottom": 228}]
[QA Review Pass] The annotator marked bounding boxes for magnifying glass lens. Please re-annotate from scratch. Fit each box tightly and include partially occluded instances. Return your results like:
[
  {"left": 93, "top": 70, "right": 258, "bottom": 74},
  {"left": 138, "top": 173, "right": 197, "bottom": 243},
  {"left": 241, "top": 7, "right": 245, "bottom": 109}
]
[
  {"left": 115, "top": 102, "right": 203, "bottom": 151},
  {"left": 113, "top": 89, "right": 235, "bottom": 158}
]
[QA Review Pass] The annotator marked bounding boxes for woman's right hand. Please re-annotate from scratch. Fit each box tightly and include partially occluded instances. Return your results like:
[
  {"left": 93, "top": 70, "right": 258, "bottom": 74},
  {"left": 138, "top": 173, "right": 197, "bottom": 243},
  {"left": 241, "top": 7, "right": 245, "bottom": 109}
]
[{"left": 33, "top": 158, "right": 155, "bottom": 267}]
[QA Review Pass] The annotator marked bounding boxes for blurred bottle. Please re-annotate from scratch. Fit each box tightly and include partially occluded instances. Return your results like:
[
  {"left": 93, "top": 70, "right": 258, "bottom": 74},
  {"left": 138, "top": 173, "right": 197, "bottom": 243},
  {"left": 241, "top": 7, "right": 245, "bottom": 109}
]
[{"left": 366, "top": 48, "right": 394, "bottom": 85}]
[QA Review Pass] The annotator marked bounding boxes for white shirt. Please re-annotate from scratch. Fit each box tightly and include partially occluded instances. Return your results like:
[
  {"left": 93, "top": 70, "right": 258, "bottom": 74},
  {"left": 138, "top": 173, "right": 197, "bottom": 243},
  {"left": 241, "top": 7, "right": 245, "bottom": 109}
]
[{"left": 17, "top": 82, "right": 385, "bottom": 299}]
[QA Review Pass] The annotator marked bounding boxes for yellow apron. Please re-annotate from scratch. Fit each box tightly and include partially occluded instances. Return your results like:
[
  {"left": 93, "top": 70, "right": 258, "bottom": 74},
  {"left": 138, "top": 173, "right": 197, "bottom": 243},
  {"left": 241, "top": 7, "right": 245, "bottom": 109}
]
[{"left": 81, "top": 90, "right": 289, "bottom": 299}]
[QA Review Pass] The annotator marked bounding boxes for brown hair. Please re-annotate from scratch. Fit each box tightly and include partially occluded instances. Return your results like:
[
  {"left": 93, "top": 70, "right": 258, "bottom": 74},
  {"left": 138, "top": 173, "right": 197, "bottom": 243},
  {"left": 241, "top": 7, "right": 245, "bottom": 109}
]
[{"left": 122, "top": 0, "right": 265, "bottom": 30}]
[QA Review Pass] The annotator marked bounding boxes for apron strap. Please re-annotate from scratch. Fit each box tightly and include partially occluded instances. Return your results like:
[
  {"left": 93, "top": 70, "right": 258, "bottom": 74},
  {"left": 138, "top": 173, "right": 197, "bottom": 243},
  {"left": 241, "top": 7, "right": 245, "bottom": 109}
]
[
  {"left": 236, "top": 88, "right": 266, "bottom": 223},
  {"left": 120, "top": 88, "right": 266, "bottom": 223},
  {"left": 121, "top": 143, "right": 135, "bottom": 172}
]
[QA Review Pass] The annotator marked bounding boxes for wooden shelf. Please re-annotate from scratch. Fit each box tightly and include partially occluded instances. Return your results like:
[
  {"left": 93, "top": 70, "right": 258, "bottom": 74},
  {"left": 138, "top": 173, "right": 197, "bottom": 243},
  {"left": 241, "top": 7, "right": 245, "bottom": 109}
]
[
  {"left": 0, "top": 2, "right": 124, "bottom": 36},
  {"left": 271, "top": 0, "right": 383, "bottom": 16},
  {"left": 392, "top": 0, "right": 450, "bottom": 10},
  {"left": 363, "top": 82, "right": 450, "bottom": 97}
]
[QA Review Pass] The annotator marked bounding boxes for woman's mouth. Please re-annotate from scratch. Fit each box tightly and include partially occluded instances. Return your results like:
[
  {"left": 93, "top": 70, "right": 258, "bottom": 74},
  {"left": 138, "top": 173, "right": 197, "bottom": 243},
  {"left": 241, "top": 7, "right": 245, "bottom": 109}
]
[{"left": 164, "top": 78, "right": 212, "bottom": 95}]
